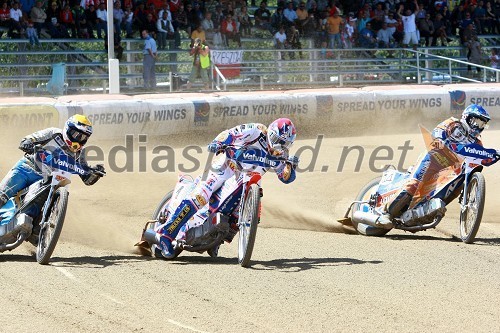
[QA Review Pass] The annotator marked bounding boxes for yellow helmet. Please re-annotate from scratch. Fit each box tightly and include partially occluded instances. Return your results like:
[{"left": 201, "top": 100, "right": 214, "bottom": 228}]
[{"left": 63, "top": 114, "right": 93, "bottom": 152}]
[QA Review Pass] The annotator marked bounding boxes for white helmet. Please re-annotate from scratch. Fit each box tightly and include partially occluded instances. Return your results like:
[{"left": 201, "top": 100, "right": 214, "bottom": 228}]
[{"left": 460, "top": 104, "right": 490, "bottom": 138}]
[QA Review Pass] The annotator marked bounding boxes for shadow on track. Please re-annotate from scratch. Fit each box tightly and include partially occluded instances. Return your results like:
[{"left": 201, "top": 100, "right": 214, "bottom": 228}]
[
  {"left": 169, "top": 256, "right": 383, "bottom": 272},
  {"left": 49, "top": 255, "right": 147, "bottom": 268}
]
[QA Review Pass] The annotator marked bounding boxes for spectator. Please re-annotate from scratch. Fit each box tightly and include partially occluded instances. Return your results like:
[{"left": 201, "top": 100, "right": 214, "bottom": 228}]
[
  {"left": 95, "top": 2, "right": 107, "bottom": 39},
  {"left": 465, "top": 35, "right": 481, "bottom": 76},
  {"left": 190, "top": 24, "right": 206, "bottom": 46},
  {"left": 301, "top": 11, "right": 317, "bottom": 37},
  {"left": 0, "top": 2, "right": 9, "bottom": 37},
  {"left": 377, "top": 21, "right": 395, "bottom": 47},
  {"left": 113, "top": 1, "right": 125, "bottom": 37},
  {"left": 212, "top": 4, "right": 225, "bottom": 30},
  {"left": 186, "top": 3, "right": 200, "bottom": 34},
  {"left": 271, "top": 6, "right": 286, "bottom": 33},
  {"left": 359, "top": 21, "right": 376, "bottom": 48},
  {"left": 84, "top": 4, "right": 97, "bottom": 38},
  {"left": 397, "top": 0, "right": 419, "bottom": 50},
  {"left": 9, "top": 1, "right": 24, "bottom": 38},
  {"left": 441, "top": 5, "right": 452, "bottom": 35},
  {"left": 295, "top": 1, "right": 308, "bottom": 34},
  {"left": 287, "top": 24, "right": 301, "bottom": 58},
  {"left": 385, "top": 11, "right": 397, "bottom": 35},
  {"left": 142, "top": 29, "right": 157, "bottom": 90},
  {"left": 461, "top": 19, "right": 477, "bottom": 45},
  {"left": 173, "top": 3, "right": 189, "bottom": 35},
  {"left": 133, "top": 2, "right": 148, "bottom": 34},
  {"left": 326, "top": 10, "right": 343, "bottom": 49},
  {"left": 237, "top": 6, "right": 252, "bottom": 37},
  {"left": 47, "top": 16, "right": 70, "bottom": 38},
  {"left": 357, "top": 10, "right": 371, "bottom": 32},
  {"left": 473, "top": 0, "right": 486, "bottom": 33},
  {"left": 489, "top": 47, "right": 499, "bottom": 69},
  {"left": 484, "top": 1, "right": 496, "bottom": 34},
  {"left": 283, "top": 1, "right": 298, "bottom": 27},
  {"left": 30, "top": 0, "right": 46, "bottom": 35},
  {"left": 221, "top": 13, "right": 241, "bottom": 47},
  {"left": 123, "top": 3, "right": 134, "bottom": 38},
  {"left": 201, "top": 11, "right": 216, "bottom": 44},
  {"left": 451, "top": 4, "right": 466, "bottom": 36},
  {"left": 187, "top": 37, "right": 211, "bottom": 90},
  {"left": 156, "top": 10, "right": 174, "bottom": 49},
  {"left": 72, "top": 3, "right": 88, "bottom": 38},
  {"left": 26, "top": 20, "right": 40, "bottom": 45},
  {"left": 274, "top": 25, "right": 288, "bottom": 59},
  {"left": 142, "top": 12, "right": 157, "bottom": 38},
  {"left": 342, "top": 16, "right": 356, "bottom": 48},
  {"left": 60, "top": 4, "right": 76, "bottom": 38},
  {"left": 371, "top": 2, "right": 385, "bottom": 30},
  {"left": 254, "top": 1, "right": 272, "bottom": 32},
  {"left": 432, "top": 13, "right": 449, "bottom": 46},
  {"left": 418, "top": 13, "right": 434, "bottom": 46}
]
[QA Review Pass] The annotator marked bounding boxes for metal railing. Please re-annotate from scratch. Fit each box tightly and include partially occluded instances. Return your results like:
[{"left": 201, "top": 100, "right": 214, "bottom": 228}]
[{"left": 0, "top": 38, "right": 497, "bottom": 96}]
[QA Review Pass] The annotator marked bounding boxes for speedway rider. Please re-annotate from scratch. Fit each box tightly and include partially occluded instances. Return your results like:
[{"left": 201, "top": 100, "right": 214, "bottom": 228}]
[
  {"left": 154, "top": 118, "right": 299, "bottom": 259},
  {"left": 0, "top": 114, "right": 105, "bottom": 223},
  {"left": 378, "top": 104, "right": 495, "bottom": 226}
]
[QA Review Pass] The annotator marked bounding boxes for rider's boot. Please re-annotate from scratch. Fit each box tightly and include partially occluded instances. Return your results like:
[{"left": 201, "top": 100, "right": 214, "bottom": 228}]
[
  {"left": 224, "top": 219, "right": 239, "bottom": 243},
  {"left": 157, "top": 199, "right": 197, "bottom": 259},
  {"left": 376, "top": 190, "right": 413, "bottom": 227}
]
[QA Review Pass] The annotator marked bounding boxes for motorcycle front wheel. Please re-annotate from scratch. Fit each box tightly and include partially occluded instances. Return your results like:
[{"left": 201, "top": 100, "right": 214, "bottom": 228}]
[
  {"left": 238, "top": 184, "right": 260, "bottom": 267},
  {"left": 459, "top": 172, "right": 485, "bottom": 244},
  {"left": 36, "top": 187, "right": 68, "bottom": 265},
  {"left": 351, "top": 176, "right": 391, "bottom": 237}
]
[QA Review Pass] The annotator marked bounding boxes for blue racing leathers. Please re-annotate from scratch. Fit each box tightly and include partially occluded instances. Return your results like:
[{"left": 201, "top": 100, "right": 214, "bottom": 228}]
[{"left": 0, "top": 128, "right": 91, "bottom": 215}]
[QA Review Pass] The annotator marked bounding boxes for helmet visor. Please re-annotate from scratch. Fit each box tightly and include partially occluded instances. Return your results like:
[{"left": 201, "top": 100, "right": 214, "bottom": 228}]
[
  {"left": 68, "top": 128, "right": 90, "bottom": 144},
  {"left": 469, "top": 116, "right": 488, "bottom": 131},
  {"left": 269, "top": 131, "right": 293, "bottom": 149}
]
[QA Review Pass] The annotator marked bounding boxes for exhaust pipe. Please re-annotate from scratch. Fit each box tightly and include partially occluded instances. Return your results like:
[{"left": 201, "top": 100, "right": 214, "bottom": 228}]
[{"left": 352, "top": 211, "right": 393, "bottom": 230}]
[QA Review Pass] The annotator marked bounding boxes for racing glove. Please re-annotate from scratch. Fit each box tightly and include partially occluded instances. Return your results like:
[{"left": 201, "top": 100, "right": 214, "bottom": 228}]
[
  {"left": 207, "top": 143, "right": 225, "bottom": 154},
  {"left": 19, "top": 138, "right": 35, "bottom": 154},
  {"left": 287, "top": 155, "right": 299, "bottom": 169}
]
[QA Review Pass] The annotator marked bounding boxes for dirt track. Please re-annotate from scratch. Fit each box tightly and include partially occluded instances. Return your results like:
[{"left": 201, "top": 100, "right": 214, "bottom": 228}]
[{"left": 1, "top": 123, "right": 500, "bottom": 333}]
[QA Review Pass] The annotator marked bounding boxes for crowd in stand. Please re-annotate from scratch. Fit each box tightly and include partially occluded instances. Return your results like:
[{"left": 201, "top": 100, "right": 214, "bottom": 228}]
[{"left": 0, "top": 0, "right": 498, "bottom": 52}]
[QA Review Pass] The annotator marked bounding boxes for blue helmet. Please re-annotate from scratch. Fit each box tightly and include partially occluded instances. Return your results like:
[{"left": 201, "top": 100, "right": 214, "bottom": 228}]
[{"left": 461, "top": 104, "right": 490, "bottom": 138}]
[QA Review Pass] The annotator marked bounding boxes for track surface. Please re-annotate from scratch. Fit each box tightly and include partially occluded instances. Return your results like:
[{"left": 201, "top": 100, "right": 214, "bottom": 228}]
[{"left": 1, "top": 125, "right": 500, "bottom": 333}]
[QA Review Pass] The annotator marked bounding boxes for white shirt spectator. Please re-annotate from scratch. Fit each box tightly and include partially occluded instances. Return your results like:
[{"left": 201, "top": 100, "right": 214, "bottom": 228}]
[
  {"left": 274, "top": 30, "right": 287, "bottom": 45},
  {"left": 96, "top": 8, "right": 107, "bottom": 22},
  {"left": 385, "top": 16, "right": 397, "bottom": 35},
  {"left": 402, "top": 13, "right": 416, "bottom": 33},
  {"left": 10, "top": 7, "right": 22, "bottom": 22}
]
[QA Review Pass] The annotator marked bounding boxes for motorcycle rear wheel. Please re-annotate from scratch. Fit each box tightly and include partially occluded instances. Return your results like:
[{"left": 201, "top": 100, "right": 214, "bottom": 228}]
[
  {"left": 238, "top": 184, "right": 260, "bottom": 267},
  {"left": 351, "top": 176, "right": 391, "bottom": 237},
  {"left": 459, "top": 172, "right": 485, "bottom": 244},
  {"left": 36, "top": 187, "right": 68, "bottom": 265},
  {"left": 151, "top": 191, "right": 182, "bottom": 259}
]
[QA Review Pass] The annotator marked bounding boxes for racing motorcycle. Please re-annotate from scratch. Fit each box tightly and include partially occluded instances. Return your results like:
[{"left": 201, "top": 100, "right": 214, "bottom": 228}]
[
  {"left": 136, "top": 146, "right": 289, "bottom": 267},
  {"left": 339, "top": 142, "right": 499, "bottom": 243},
  {"left": 0, "top": 135, "right": 105, "bottom": 264}
]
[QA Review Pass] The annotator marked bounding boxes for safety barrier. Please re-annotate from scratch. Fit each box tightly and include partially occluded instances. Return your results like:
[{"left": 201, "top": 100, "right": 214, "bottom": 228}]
[{"left": 0, "top": 83, "right": 498, "bottom": 138}]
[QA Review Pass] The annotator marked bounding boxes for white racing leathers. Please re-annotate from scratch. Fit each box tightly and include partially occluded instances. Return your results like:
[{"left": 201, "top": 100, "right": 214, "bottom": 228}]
[{"left": 155, "top": 123, "right": 296, "bottom": 256}]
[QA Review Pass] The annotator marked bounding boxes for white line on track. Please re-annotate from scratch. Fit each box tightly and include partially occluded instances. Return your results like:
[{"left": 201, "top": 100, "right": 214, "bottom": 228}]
[
  {"left": 53, "top": 265, "right": 124, "bottom": 305},
  {"left": 167, "top": 319, "right": 210, "bottom": 333}
]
